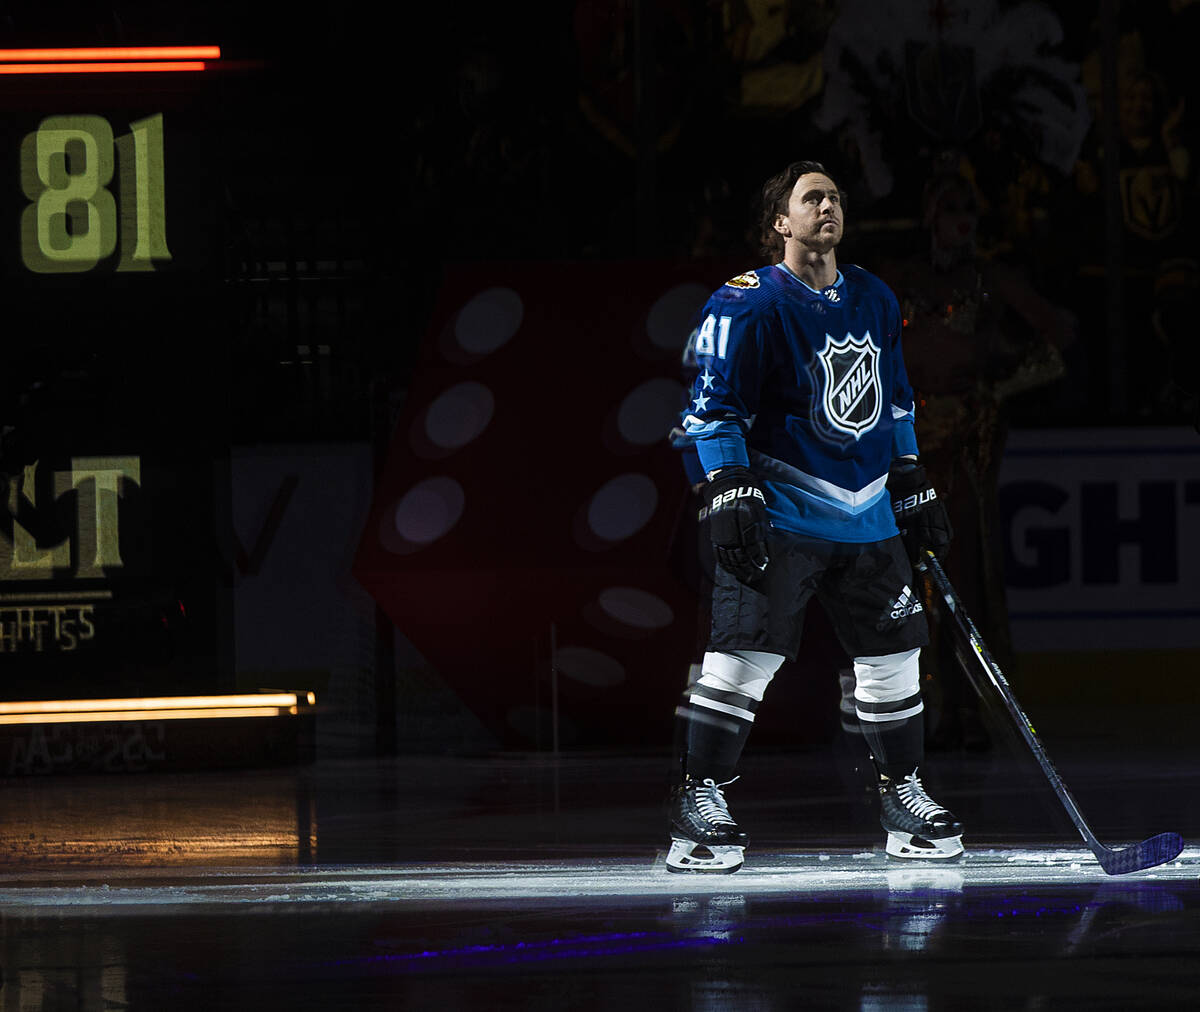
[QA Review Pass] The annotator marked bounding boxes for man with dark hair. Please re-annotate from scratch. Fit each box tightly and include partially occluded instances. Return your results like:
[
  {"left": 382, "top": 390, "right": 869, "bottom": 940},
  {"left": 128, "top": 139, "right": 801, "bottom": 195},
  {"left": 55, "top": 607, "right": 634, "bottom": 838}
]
[{"left": 667, "top": 160, "right": 960, "bottom": 873}]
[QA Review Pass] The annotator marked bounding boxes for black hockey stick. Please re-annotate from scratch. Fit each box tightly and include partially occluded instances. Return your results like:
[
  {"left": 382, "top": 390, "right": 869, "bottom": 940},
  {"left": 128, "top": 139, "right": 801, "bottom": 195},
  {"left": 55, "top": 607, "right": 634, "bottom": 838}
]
[{"left": 920, "top": 552, "right": 1183, "bottom": 875}]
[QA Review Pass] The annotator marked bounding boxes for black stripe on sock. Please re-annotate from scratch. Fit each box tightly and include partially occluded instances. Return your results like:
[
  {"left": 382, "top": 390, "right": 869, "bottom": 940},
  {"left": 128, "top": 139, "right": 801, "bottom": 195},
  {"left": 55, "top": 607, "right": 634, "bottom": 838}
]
[
  {"left": 855, "top": 691, "right": 922, "bottom": 717},
  {"left": 689, "top": 683, "right": 760, "bottom": 714},
  {"left": 674, "top": 703, "right": 742, "bottom": 736}
]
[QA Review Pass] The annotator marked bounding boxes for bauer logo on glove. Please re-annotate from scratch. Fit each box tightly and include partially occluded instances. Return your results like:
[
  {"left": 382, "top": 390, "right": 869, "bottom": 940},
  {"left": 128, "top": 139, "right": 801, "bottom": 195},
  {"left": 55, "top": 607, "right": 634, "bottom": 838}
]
[
  {"left": 892, "top": 487, "right": 939, "bottom": 515},
  {"left": 699, "top": 483, "right": 766, "bottom": 521},
  {"left": 702, "top": 466, "right": 770, "bottom": 584},
  {"left": 887, "top": 459, "right": 952, "bottom": 565}
]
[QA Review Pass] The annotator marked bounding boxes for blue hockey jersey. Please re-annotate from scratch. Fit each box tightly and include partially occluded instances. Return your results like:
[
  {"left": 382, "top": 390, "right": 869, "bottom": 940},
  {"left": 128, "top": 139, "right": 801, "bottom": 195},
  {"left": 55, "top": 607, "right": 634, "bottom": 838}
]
[{"left": 678, "top": 262, "right": 920, "bottom": 543}]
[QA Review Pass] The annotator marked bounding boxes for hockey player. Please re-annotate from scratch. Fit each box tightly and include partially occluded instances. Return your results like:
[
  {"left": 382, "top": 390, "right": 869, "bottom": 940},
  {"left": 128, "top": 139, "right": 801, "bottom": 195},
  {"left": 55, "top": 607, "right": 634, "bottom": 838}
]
[{"left": 667, "top": 160, "right": 961, "bottom": 873}]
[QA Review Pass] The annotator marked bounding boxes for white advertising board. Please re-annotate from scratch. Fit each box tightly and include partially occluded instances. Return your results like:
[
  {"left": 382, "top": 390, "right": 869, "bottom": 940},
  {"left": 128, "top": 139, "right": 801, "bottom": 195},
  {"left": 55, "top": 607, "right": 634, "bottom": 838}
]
[{"left": 1000, "top": 428, "right": 1200, "bottom": 651}]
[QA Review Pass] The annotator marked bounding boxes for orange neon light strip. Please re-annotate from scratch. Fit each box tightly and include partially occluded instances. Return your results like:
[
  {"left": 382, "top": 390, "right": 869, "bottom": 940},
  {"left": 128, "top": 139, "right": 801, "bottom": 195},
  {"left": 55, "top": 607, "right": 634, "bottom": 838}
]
[
  {"left": 0, "top": 46, "right": 221, "bottom": 61},
  {"left": 0, "top": 693, "right": 306, "bottom": 714},
  {"left": 0, "top": 61, "right": 207, "bottom": 75}
]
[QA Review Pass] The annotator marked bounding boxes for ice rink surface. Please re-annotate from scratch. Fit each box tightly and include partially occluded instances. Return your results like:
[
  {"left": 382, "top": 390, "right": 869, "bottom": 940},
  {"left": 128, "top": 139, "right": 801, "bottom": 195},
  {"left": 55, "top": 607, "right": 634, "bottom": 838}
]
[
  {"left": 4, "top": 845, "right": 1199, "bottom": 910},
  {"left": 1, "top": 734, "right": 1198, "bottom": 1009}
]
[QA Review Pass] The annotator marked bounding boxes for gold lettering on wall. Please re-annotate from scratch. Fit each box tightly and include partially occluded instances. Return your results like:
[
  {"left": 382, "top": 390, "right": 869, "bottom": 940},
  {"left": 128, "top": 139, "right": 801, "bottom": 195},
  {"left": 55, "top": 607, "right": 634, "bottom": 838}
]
[
  {"left": 0, "top": 603, "right": 96, "bottom": 653},
  {"left": 0, "top": 456, "right": 140, "bottom": 580},
  {"left": 60, "top": 457, "right": 141, "bottom": 578},
  {"left": 6, "top": 462, "right": 70, "bottom": 578}
]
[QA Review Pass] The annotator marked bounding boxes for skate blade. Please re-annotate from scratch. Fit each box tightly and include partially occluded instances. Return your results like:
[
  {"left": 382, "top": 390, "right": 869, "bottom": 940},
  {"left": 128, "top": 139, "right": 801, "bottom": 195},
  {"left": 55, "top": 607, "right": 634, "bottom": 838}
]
[
  {"left": 885, "top": 831, "right": 964, "bottom": 861},
  {"left": 665, "top": 839, "right": 744, "bottom": 874}
]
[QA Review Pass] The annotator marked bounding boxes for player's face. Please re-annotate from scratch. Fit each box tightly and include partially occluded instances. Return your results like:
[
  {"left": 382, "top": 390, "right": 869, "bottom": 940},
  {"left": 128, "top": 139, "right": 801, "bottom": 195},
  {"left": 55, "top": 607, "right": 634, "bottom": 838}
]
[{"left": 778, "top": 172, "right": 843, "bottom": 251}]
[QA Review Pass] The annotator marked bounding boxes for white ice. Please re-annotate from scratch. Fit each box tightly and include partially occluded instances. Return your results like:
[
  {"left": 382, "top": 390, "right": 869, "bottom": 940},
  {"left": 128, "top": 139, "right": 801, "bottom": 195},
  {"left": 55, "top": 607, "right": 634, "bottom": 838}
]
[{"left": 0, "top": 845, "right": 1196, "bottom": 912}]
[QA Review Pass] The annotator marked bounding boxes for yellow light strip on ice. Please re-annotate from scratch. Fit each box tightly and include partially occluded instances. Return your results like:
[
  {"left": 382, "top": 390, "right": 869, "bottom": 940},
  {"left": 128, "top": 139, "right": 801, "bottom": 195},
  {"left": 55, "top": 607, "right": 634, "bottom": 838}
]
[
  {"left": 0, "top": 706, "right": 289, "bottom": 725},
  {"left": 0, "top": 692, "right": 315, "bottom": 725}
]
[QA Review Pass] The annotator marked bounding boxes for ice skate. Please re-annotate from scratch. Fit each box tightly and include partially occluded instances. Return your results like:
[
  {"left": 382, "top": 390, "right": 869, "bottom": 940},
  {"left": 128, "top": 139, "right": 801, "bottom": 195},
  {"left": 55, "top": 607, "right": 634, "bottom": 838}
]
[
  {"left": 666, "top": 775, "right": 747, "bottom": 873},
  {"left": 879, "top": 768, "right": 964, "bottom": 860}
]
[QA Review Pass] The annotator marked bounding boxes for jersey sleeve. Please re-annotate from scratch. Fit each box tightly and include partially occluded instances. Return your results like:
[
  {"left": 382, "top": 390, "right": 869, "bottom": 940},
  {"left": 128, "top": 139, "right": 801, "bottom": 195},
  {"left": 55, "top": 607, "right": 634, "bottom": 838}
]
[
  {"left": 676, "top": 291, "right": 772, "bottom": 476},
  {"left": 679, "top": 445, "right": 706, "bottom": 485},
  {"left": 886, "top": 289, "right": 920, "bottom": 459}
]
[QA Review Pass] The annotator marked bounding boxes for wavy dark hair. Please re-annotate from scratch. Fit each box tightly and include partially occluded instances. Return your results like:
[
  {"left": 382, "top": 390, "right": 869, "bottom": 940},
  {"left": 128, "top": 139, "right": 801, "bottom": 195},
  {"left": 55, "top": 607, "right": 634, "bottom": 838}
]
[{"left": 757, "top": 160, "right": 844, "bottom": 262}]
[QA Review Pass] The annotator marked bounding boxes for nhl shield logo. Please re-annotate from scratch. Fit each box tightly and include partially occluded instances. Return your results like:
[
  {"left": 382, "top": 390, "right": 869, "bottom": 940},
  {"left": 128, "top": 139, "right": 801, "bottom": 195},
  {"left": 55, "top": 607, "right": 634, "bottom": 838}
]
[{"left": 818, "top": 332, "right": 882, "bottom": 438}]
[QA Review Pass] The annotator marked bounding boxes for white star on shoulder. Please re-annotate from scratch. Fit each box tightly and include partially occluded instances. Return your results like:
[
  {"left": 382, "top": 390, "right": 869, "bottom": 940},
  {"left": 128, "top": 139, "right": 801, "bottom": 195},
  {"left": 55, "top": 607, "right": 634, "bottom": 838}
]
[
  {"left": 693, "top": 391, "right": 710, "bottom": 411},
  {"left": 700, "top": 368, "right": 715, "bottom": 390}
]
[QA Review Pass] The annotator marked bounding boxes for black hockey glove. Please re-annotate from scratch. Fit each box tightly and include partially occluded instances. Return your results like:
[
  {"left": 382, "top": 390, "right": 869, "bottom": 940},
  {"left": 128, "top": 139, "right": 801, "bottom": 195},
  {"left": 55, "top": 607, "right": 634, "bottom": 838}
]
[
  {"left": 702, "top": 466, "right": 769, "bottom": 584},
  {"left": 888, "top": 459, "right": 952, "bottom": 566}
]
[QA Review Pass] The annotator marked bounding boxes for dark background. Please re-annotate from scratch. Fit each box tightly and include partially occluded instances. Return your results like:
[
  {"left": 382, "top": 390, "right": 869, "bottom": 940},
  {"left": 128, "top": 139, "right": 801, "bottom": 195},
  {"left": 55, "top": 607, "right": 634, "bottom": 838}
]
[{"left": 0, "top": 0, "right": 1197, "bottom": 754}]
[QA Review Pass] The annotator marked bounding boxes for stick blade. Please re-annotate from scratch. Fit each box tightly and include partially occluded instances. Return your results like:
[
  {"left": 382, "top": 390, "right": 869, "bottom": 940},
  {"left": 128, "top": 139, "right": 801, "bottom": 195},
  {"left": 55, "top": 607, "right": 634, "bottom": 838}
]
[{"left": 1096, "top": 832, "right": 1184, "bottom": 875}]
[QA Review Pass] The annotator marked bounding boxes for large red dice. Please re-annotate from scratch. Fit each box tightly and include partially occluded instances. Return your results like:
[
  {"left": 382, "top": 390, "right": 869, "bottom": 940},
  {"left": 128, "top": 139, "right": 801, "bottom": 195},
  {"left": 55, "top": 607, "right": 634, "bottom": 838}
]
[{"left": 354, "top": 262, "right": 740, "bottom": 747}]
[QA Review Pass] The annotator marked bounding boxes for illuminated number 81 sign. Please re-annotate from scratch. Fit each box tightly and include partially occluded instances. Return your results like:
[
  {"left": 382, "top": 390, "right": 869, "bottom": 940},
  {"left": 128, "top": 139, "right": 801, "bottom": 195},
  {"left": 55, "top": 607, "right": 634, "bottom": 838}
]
[{"left": 19, "top": 113, "right": 171, "bottom": 273}]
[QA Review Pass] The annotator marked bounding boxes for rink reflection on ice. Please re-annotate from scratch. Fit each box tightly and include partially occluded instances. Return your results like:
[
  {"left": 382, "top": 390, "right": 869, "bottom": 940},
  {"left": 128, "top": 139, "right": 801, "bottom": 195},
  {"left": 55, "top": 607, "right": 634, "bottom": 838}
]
[
  {"left": 1, "top": 848, "right": 1198, "bottom": 1009},
  {"left": 0, "top": 745, "right": 1197, "bottom": 1008}
]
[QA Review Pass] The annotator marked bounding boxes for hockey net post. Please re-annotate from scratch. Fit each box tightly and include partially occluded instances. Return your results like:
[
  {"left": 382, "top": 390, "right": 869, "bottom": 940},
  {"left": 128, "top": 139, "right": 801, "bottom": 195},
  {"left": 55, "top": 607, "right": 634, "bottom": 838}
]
[{"left": 919, "top": 552, "right": 1184, "bottom": 876}]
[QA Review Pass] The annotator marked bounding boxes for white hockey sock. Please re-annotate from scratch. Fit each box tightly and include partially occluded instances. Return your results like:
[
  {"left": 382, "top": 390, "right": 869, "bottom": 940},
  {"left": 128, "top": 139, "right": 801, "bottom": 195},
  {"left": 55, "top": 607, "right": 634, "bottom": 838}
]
[
  {"left": 853, "top": 648, "right": 925, "bottom": 776},
  {"left": 676, "top": 650, "right": 784, "bottom": 782}
]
